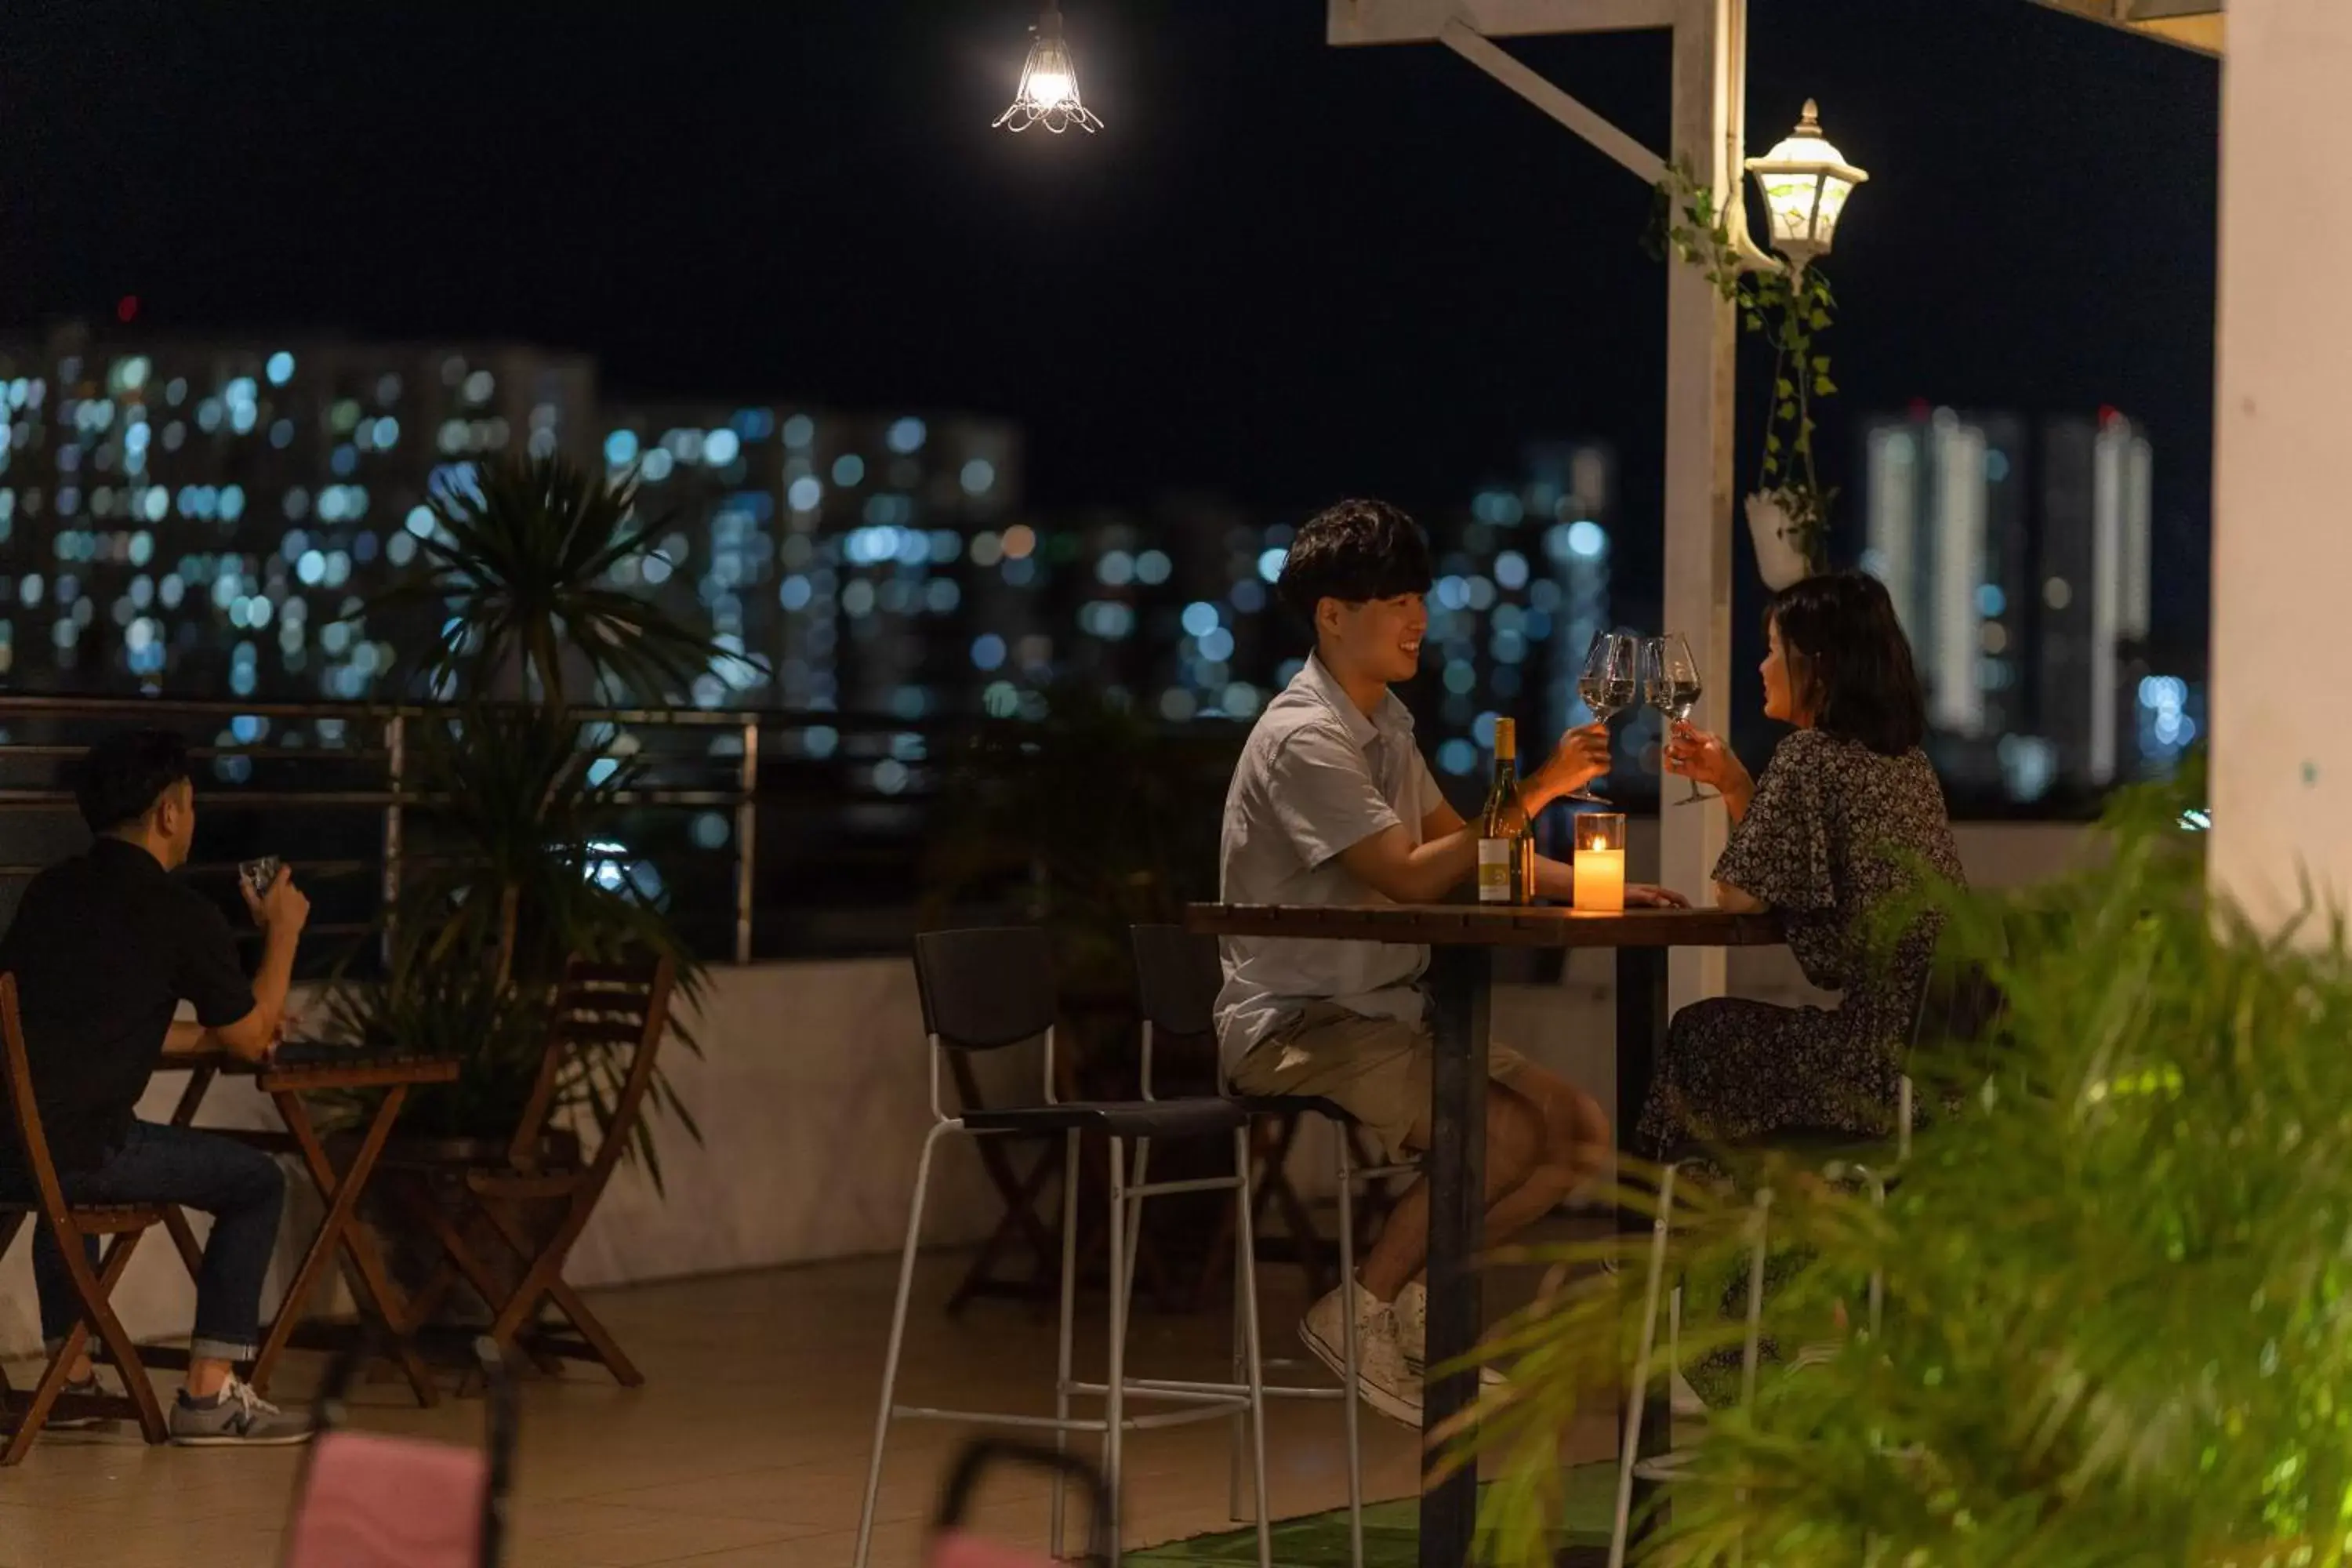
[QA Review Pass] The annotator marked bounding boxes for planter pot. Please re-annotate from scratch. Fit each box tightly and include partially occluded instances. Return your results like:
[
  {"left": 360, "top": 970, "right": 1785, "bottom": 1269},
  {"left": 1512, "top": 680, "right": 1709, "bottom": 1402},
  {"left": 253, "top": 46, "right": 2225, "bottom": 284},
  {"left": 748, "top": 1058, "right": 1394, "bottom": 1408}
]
[
  {"left": 1744, "top": 489, "right": 1816, "bottom": 590},
  {"left": 347, "top": 1129, "right": 583, "bottom": 1333}
]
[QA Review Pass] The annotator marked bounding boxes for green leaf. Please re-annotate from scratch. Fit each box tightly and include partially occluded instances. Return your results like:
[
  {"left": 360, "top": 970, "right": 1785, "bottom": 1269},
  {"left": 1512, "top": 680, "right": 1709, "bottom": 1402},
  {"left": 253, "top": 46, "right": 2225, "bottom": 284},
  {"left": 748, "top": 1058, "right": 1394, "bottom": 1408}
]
[
  {"left": 1813, "top": 354, "right": 1832, "bottom": 372},
  {"left": 1815, "top": 376, "right": 1837, "bottom": 397},
  {"left": 1766, "top": 434, "right": 1784, "bottom": 454},
  {"left": 1779, "top": 401, "right": 1798, "bottom": 421},
  {"left": 1776, "top": 378, "right": 1796, "bottom": 399},
  {"left": 1809, "top": 310, "right": 1831, "bottom": 330}
]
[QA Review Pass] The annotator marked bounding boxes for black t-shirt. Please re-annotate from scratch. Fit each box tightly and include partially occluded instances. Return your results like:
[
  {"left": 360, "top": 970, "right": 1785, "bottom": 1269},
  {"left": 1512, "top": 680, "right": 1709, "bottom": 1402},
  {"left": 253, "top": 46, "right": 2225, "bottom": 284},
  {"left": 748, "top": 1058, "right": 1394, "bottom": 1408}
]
[{"left": 0, "top": 838, "right": 256, "bottom": 1173}]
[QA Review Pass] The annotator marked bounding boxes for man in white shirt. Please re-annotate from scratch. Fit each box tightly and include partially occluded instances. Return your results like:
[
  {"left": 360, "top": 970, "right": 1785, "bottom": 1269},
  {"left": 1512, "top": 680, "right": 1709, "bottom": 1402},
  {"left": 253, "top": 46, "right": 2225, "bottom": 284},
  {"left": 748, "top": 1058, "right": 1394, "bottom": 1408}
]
[{"left": 1217, "top": 499, "right": 1683, "bottom": 1423}]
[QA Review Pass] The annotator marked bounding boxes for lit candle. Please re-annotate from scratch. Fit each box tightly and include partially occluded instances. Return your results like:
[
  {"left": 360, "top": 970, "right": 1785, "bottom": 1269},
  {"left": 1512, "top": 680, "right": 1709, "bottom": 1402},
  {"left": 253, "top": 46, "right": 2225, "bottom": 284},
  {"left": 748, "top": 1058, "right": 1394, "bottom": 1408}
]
[{"left": 1573, "top": 812, "right": 1628, "bottom": 913}]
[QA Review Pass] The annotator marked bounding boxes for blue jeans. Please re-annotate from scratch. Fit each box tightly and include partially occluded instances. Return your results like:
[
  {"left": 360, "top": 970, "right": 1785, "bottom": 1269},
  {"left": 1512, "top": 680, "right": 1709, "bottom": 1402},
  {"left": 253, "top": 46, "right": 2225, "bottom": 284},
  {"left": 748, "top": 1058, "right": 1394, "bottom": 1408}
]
[{"left": 28, "top": 1120, "right": 286, "bottom": 1364}]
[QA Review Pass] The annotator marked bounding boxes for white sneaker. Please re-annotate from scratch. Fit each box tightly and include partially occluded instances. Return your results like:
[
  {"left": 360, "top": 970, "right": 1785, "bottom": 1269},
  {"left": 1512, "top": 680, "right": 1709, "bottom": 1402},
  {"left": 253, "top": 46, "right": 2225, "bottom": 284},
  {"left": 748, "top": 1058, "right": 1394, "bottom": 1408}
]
[
  {"left": 1393, "top": 1281, "right": 1506, "bottom": 1388},
  {"left": 1300, "top": 1284, "right": 1421, "bottom": 1427}
]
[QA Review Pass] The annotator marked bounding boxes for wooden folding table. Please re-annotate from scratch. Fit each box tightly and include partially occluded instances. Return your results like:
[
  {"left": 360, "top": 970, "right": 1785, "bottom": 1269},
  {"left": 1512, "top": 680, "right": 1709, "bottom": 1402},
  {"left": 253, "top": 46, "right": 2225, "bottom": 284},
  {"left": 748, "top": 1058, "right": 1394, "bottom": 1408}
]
[{"left": 149, "top": 1047, "right": 458, "bottom": 1406}]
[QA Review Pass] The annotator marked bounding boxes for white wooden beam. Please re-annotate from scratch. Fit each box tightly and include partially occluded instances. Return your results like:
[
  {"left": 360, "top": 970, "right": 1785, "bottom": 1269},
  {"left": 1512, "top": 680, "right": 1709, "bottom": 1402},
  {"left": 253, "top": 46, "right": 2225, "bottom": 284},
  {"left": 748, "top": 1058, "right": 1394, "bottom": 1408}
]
[
  {"left": 1661, "top": 0, "right": 1738, "bottom": 1014},
  {"left": 1330, "top": 0, "right": 1676, "bottom": 46},
  {"left": 2025, "top": 0, "right": 2224, "bottom": 55},
  {"left": 1438, "top": 20, "right": 1668, "bottom": 183}
]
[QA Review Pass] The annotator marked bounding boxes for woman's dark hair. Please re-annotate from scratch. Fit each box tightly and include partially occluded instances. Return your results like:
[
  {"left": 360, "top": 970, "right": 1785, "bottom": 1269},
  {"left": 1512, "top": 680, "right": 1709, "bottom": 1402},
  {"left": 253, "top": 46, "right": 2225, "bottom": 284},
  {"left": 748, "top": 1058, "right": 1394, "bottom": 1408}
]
[
  {"left": 1766, "top": 571, "right": 1926, "bottom": 756},
  {"left": 1276, "top": 499, "right": 1433, "bottom": 626},
  {"left": 74, "top": 727, "right": 192, "bottom": 834}
]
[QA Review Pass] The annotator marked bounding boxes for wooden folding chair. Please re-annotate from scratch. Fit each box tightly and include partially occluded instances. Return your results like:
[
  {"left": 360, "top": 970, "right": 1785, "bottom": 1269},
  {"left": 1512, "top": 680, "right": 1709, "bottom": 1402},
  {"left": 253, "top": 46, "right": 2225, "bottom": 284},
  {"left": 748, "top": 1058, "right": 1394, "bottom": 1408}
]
[
  {"left": 0, "top": 972, "right": 171, "bottom": 1464},
  {"left": 391, "top": 956, "right": 674, "bottom": 1388}
]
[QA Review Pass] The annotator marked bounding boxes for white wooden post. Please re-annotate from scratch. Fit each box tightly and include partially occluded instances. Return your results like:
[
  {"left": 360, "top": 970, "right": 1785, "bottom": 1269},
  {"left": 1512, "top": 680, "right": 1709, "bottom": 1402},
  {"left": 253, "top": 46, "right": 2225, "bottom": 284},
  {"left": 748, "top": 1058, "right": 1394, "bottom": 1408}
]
[
  {"left": 1327, "top": 0, "right": 1741, "bottom": 1009},
  {"left": 2208, "top": 0, "right": 2352, "bottom": 924},
  {"left": 1662, "top": 0, "right": 1739, "bottom": 1011}
]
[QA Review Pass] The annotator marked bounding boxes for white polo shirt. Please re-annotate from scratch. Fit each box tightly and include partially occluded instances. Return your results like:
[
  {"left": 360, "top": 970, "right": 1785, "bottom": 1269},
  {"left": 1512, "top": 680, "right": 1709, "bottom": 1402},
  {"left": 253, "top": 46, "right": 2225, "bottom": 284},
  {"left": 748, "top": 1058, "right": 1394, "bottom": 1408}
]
[{"left": 1213, "top": 654, "right": 1445, "bottom": 1072}]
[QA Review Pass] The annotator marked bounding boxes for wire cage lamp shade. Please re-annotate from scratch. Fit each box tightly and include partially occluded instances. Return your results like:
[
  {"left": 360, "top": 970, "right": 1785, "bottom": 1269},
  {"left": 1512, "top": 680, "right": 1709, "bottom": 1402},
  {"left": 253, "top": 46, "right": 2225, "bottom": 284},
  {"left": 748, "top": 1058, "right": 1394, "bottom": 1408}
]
[{"left": 995, "top": 2, "right": 1102, "bottom": 134}]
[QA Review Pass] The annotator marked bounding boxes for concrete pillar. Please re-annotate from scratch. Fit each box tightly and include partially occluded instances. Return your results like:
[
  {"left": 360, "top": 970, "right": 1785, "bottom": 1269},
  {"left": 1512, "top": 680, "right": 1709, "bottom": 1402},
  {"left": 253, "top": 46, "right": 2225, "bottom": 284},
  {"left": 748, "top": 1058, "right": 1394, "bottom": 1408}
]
[
  {"left": 1662, "top": 0, "right": 1739, "bottom": 1007},
  {"left": 2208, "top": 0, "right": 2352, "bottom": 924}
]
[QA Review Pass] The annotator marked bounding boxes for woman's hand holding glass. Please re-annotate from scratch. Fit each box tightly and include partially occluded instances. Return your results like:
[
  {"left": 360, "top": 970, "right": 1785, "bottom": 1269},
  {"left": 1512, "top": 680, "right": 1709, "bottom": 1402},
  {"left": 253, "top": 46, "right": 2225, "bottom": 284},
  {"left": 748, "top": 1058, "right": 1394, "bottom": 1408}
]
[{"left": 1664, "top": 721, "right": 1753, "bottom": 813}]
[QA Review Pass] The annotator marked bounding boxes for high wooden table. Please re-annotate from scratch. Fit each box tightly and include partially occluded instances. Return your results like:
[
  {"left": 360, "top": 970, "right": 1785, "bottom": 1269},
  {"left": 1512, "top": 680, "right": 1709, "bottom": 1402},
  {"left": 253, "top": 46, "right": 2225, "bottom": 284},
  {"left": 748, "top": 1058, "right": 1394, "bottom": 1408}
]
[
  {"left": 150, "top": 1047, "right": 460, "bottom": 1406},
  {"left": 1185, "top": 903, "right": 1780, "bottom": 1568}
]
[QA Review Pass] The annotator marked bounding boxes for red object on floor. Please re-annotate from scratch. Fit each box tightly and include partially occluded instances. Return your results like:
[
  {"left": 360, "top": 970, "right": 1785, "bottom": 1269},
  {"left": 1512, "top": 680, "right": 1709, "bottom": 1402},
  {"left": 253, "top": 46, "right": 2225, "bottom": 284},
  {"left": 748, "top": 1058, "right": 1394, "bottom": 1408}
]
[
  {"left": 281, "top": 1432, "right": 491, "bottom": 1568},
  {"left": 281, "top": 1335, "right": 517, "bottom": 1567}
]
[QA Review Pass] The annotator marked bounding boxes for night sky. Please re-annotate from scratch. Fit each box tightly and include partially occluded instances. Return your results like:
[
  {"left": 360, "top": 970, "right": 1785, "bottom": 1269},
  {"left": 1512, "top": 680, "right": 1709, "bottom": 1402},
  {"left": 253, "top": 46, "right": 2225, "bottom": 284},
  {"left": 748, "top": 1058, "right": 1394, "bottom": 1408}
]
[{"left": 0, "top": 0, "right": 2220, "bottom": 648}]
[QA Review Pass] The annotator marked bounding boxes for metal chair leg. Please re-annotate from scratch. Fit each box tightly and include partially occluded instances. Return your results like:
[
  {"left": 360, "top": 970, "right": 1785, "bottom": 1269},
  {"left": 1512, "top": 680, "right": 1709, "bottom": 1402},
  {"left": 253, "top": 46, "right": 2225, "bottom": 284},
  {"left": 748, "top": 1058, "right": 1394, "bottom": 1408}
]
[
  {"left": 1739, "top": 1190, "right": 1774, "bottom": 1411},
  {"left": 1232, "top": 1125, "right": 1273, "bottom": 1568},
  {"left": 854, "top": 1122, "right": 948, "bottom": 1568},
  {"left": 1228, "top": 1157, "right": 1248, "bottom": 1523},
  {"left": 1103, "top": 1136, "right": 1127, "bottom": 1558},
  {"left": 1610, "top": 1163, "right": 1680, "bottom": 1568},
  {"left": 1051, "top": 1128, "right": 1081, "bottom": 1559},
  {"left": 1334, "top": 1128, "right": 1365, "bottom": 1568},
  {"left": 1118, "top": 1138, "right": 1152, "bottom": 1359}
]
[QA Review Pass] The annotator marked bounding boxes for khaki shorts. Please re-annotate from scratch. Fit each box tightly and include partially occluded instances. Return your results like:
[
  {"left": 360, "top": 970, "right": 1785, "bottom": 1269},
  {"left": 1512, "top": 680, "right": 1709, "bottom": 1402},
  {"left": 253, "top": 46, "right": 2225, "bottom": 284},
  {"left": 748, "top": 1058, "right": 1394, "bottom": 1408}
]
[{"left": 1229, "top": 1001, "right": 1529, "bottom": 1165}]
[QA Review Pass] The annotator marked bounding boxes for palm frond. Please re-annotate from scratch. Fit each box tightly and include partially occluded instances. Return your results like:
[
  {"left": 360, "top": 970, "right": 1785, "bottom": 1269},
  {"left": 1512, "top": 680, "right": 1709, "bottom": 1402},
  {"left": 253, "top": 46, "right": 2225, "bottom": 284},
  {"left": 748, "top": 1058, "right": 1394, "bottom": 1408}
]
[{"left": 359, "top": 449, "right": 761, "bottom": 705}]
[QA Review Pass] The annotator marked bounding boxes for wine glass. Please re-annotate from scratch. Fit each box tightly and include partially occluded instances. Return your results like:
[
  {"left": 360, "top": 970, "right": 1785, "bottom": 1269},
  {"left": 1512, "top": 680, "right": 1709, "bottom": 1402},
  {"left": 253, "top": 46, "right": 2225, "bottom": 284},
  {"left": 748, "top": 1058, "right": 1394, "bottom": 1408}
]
[
  {"left": 1568, "top": 632, "right": 1638, "bottom": 806},
  {"left": 1644, "top": 632, "right": 1715, "bottom": 804}
]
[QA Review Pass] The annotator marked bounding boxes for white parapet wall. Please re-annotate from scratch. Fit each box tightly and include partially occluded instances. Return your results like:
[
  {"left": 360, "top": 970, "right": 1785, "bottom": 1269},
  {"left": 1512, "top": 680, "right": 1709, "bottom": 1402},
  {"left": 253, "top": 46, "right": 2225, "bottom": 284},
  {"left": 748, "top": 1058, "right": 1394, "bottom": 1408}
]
[{"left": 0, "top": 821, "right": 2090, "bottom": 1359}]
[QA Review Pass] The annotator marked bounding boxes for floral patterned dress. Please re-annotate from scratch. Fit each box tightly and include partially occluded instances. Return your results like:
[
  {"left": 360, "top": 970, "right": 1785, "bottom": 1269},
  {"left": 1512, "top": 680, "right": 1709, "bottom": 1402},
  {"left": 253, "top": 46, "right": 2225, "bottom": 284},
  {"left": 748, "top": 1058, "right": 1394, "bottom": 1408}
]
[{"left": 1637, "top": 727, "right": 1965, "bottom": 1151}]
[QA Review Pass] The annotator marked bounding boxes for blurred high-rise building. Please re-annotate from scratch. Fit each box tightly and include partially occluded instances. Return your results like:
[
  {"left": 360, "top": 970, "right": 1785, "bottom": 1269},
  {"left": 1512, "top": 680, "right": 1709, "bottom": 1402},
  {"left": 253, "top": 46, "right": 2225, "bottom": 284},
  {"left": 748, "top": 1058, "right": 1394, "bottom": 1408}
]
[
  {"left": 2040, "top": 409, "right": 2153, "bottom": 790},
  {"left": 0, "top": 323, "right": 596, "bottom": 701},
  {"left": 1860, "top": 404, "right": 2154, "bottom": 802},
  {"left": 591, "top": 402, "right": 1022, "bottom": 722},
  {"left": 1860, "top": 407, "right": 2032, "bottom": 795},
  {"left": 1417, "top": 442, "right": 1617, "bottom": 784},
  {"left": 1058, "top": 495, "right": 1265, "bottom": 724},
  {"left": 0, "top": 326, "right": 1029, "bottom": 736}
]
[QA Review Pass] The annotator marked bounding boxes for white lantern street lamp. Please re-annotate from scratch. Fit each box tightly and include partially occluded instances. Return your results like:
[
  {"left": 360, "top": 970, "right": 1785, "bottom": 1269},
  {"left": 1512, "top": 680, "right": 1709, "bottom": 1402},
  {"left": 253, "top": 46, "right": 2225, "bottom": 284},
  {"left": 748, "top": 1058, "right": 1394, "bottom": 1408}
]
[
  {"left": 994, "top": 2, "right": 1102, "bottom": 135},
  {"left": 1744, "top": 100, "right": 1867, "bottom": 272}
]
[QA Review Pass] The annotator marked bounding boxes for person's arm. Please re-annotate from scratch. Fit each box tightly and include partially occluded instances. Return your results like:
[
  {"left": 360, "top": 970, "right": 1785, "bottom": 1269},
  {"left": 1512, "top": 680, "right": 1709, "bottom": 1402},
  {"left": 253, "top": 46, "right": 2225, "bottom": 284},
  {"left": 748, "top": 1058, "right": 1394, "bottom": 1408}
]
[
  {"left": 181, "top": 868, "right": 309, "bottom": 1064},
  {"left": 1699, "top": 733, "right": 1835, "bottom": 917},
  {"left": 1338, "top": 819, "right": 1482, "bottom": 906},
  {"left": 163, "top": 1019, "right": 218, "bottom": 1056},
  {"left": 212, "top": 918, "right": 300, "bottom": 1062},
  {"left": 1713, "top": 880, "right": 1768, "bottom": 913}
]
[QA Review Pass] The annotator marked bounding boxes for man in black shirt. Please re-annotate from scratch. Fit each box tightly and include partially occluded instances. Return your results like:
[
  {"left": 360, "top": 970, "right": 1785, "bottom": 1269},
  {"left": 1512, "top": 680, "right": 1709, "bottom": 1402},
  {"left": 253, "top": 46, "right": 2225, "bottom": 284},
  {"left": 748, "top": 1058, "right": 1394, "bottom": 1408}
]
[{"left": 0, "top": 728, "right": 314, "bottom": 1445}]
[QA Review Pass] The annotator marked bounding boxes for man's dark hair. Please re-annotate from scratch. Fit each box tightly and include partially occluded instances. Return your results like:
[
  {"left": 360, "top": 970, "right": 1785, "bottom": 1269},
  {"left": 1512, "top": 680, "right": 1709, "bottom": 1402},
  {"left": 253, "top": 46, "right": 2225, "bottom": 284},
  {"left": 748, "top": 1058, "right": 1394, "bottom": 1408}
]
[
  {"left": 73, "top": 728, "right": 193, "bottom": 835},
  {"left": 1276, "top": 499, "right": 1434, "bottom": 626},
  {"left": 1766, "top": 571, "right": 1928, "bottom": 757}
]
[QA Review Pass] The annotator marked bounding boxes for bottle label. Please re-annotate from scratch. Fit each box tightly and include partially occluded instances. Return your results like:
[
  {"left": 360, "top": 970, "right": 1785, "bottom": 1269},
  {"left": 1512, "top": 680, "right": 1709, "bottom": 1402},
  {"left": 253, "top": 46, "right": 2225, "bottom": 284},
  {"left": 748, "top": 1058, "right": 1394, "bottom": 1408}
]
[{"left": 1478, "top": 839, "right": 1513, "bottom": 903}]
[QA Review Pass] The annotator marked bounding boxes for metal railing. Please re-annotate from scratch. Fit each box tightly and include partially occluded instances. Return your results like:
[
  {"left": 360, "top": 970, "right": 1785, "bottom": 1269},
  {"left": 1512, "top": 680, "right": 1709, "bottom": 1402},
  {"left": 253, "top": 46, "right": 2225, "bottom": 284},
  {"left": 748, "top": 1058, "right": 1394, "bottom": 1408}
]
[{"left": 0, "top": 695, "right": 992, "bottom": 966}]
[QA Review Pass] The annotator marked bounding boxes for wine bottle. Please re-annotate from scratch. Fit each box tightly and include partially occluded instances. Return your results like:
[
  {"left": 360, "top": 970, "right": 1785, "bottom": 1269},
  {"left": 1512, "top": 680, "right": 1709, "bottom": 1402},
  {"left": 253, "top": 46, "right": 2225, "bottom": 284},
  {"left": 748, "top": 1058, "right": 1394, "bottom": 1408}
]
[{"left": 1479, "top": 718, "right": 1533, "bottom": 905}]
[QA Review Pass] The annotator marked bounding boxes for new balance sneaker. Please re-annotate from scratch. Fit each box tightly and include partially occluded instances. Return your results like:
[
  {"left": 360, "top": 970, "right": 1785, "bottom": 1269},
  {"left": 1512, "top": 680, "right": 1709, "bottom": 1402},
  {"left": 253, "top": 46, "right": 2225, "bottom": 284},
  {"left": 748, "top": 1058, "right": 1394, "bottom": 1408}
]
[
  {"left": 46, "top": 1372, "right": 114, "bottom": 1432},
  {"left": 1393, "top": 1281, "right": 1506, "bottom": 1388},
  {"left": 1300, "top": 1283, "right": 1421, "bottom": 1427},
  {"left": 169, "top": 1377, "right": 314, "bottom": 1447}
]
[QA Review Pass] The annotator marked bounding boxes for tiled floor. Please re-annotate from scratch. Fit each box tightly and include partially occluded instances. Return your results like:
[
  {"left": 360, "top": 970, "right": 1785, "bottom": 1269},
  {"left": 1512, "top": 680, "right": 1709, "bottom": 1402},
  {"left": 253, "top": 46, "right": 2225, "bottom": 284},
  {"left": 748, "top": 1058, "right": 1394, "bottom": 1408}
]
[{"left": 0, "top": 1244, "right": 1620, "bottom": 1568}]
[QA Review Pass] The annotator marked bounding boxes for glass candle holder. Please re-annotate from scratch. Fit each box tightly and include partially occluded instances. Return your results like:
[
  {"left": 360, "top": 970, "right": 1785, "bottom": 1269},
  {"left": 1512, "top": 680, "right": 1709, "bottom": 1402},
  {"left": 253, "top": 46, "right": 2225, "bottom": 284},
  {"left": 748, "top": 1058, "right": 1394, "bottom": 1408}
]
[{"left": 1572, "top": 812, "right": 1628, "bottom": 913}]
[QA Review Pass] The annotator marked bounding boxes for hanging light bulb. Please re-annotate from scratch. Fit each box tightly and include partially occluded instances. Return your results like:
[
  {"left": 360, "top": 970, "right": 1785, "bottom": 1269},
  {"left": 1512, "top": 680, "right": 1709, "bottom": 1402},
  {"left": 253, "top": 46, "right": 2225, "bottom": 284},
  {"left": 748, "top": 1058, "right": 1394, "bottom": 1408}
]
[{"left": 995, "top": 2, "right": 1102, "bottom": 134}]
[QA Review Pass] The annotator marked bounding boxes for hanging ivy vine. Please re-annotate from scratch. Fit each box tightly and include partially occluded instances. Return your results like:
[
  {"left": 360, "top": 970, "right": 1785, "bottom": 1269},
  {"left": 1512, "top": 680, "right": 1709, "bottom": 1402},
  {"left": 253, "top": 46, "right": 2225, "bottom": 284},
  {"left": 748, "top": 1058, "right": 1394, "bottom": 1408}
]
[{"left": 1644, "top": 161, "right": 1841, "bottom": 571}]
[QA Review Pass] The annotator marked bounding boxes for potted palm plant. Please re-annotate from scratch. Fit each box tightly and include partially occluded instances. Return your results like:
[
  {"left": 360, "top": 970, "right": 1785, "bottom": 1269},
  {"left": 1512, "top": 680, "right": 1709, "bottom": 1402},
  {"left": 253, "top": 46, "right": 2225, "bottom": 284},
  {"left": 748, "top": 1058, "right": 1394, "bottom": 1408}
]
[
  {"left": 328, "top": 452, "right": 751, "bottom": 1314},
  {"left": 1453, "top": 764, "right": 2352, "bottom": 1566}
]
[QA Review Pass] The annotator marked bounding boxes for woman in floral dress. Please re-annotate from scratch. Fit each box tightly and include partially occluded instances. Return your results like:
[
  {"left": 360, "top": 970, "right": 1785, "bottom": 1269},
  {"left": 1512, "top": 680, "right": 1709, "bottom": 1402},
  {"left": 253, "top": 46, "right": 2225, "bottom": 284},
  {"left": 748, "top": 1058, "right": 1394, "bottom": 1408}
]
[
  {"left": 1646, "top": 572, "right": 1965, "bottom": 1408},
  {"left": 1644, "top": 570, "right": 1964, "bottom": 1154}
]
